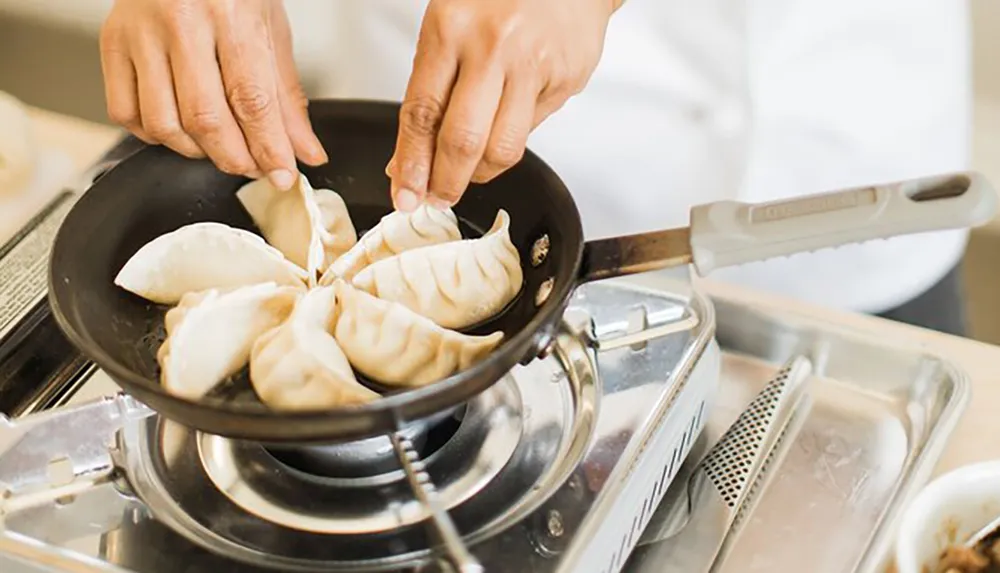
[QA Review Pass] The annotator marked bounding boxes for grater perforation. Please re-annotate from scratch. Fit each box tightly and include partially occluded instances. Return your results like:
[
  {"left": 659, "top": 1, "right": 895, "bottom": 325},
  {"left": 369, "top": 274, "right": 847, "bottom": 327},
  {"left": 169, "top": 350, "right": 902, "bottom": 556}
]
[{"left": 700, "top": 367, "right": 793, "bottom": 507}]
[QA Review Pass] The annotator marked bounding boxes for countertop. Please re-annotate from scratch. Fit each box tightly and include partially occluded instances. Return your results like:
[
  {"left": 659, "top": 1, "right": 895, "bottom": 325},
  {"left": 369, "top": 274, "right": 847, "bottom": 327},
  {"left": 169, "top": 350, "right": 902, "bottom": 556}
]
[{"left": 26, "top": 107, "right": 1000, "bottom": 478}]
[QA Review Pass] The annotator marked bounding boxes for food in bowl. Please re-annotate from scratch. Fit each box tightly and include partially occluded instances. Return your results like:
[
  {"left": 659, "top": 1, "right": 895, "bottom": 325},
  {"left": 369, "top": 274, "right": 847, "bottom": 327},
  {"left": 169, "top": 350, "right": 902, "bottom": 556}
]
[
  {"left": 895, "top": 462, "right": 1000, "bottom": 573},
  {"left": 933, "top": 537, "right": 1000, "bottom": 573},
  {"left": 113, "top": 172, "right": 522, "bottom": 409}
]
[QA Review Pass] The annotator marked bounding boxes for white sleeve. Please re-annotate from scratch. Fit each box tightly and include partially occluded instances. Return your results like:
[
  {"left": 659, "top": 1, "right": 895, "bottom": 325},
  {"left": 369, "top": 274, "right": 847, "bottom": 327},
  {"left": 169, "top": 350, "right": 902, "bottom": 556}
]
[{"left": 709, "top": 0, "right": 973, "bottom": 313}]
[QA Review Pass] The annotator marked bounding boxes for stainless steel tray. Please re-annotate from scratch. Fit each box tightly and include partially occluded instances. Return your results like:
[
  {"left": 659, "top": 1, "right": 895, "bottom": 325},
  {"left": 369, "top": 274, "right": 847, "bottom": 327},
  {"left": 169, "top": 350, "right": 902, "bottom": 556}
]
[{"left": 628, "top": 291, "right": 969, "bottom": 573}]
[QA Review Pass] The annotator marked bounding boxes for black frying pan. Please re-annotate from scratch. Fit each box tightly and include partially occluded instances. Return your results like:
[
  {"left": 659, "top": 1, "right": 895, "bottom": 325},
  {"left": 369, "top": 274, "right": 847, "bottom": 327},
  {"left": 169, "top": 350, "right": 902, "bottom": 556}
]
[{"left": 48, "top": 99, "right": 996, "bottom": 443}]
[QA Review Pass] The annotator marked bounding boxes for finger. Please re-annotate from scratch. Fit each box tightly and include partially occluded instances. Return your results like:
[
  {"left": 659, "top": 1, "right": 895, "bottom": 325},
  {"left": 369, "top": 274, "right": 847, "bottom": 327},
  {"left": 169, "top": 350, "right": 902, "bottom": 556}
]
[
  {"left": 269, "top": 3, "right": 327, "bottom": 166},
  {"left": 99, "top": 27, "right": 153, "bottom": 143},
  {"left": 428, "top": 62, "right": 505, "bottom": 205},
  {"left": 471, "top": 76, "right": 537, "bottom": 183},
  {"left": 392, "top": 27, "right": 458, "bottom": 211},
  {"left": 132, "top": 38, "right": 205, "bottom": 158},
  {"left": 216, "top": 12, "right": 297, "bottom": 190},
  {"left": 170, "top": 23, "right": 259, "bottom": 177}
]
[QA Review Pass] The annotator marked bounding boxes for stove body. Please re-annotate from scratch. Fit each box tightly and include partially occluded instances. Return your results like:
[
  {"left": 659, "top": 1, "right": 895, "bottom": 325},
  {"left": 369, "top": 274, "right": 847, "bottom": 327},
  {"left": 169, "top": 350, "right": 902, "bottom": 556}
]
[{"left": 0, "top": 165, "right": 720, "bottom": 573}]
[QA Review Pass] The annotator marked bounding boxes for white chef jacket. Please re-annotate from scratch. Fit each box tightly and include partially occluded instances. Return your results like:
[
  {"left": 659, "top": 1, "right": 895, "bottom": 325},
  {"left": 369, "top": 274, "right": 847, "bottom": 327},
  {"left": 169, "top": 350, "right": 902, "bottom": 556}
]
[{"left": 306, "top": 0, "right": 971, "bottom": 314}]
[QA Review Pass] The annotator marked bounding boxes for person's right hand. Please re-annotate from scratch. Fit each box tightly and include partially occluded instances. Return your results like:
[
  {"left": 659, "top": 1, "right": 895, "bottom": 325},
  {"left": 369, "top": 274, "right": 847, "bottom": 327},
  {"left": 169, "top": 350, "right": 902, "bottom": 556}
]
[{"left": 99, "top": 0, "right": 327, "bottom": 190}]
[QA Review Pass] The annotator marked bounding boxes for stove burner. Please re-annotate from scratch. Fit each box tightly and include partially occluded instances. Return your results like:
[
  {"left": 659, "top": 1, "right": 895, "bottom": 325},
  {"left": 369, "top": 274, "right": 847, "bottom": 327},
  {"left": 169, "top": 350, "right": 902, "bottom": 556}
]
[
  {"left": 111, "top": 351, "right": 594, "bottom": 570},
  {"left": 195, "top": 389, "right": 520, "bottom": 534},
  {"left": 264, "top": 407, "right": 464, "bottom": 482}
]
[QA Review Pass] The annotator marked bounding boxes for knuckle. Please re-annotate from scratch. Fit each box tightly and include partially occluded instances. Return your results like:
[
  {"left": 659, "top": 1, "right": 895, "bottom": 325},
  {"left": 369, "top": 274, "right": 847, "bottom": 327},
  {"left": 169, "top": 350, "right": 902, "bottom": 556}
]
[
  {"left": 569, "top": 78, "right": 590, "bottom": 96},
  {"left": 284, "top": 82, "right": 309, "bottom": 109},
  {"left": 214, "top": 160, "right": 247, "bottom": 175},
  {"left": 250, "top": 143, "right": 285, "bottom": 169},
  {"left": 106, "top": 104, "right": 138, "bottom": 129},
  {"left": 438, "top": 186, "right": 463, "bottom": 201},
  {"left": 428, "top": 2, "right": 472, "bottom": 44},
  {"left": 226, "top": 82, "right": 275, "bottom": 123},
  {"left": 470, "top": 164, "right": 500, "bottom": 184},
  {"left": 158, "top": 9, "right": 188, "bottom": 37},
  {"left": 431, "top": 185, "right": 463, "bottom": 203},
  {"left": 182, "top": 107, "right": 224, "bottom": 136},
  {"left": 484, "top": 134, "right": 524, "bottom": 168},
  {"left": 396, "top": 158, "right": 431, "bottom": 188},
  {"left": 173, "top": 144, "right": 203, "bottom": 159},
  {"left": 482, "top": 13, "right": 523, "bottom": 54},
  {"left": 98, "top": 22, "right": 121, "bottom": 49},
  {"left": 143, "top": 119, "right": 184, "bottom": 142},
  {"left": 209, "top": 152, "right": 256, "bottom": 176},
  {"left": 439, "top": 127, "right": 485, "bottom": 158},
  {"left": 400, "top": 98, "right": 444, "bottom": 138},
  {"left": 545, "top": 82, "right": 578, "bottom": 106}
]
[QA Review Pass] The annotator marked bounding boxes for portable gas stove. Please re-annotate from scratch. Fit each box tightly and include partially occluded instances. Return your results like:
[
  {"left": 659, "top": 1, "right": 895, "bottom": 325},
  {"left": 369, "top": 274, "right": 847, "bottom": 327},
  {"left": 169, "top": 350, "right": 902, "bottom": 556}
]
[{"left": 0, "top": 140, "right": 722, "bottom": 573}]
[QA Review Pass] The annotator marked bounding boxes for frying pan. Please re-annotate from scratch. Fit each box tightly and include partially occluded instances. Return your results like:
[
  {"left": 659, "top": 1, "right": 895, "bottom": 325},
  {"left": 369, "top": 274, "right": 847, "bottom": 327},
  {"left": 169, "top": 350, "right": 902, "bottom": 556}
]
[{"left": 48, "top": 99, "right": 997, "bottom": 443}]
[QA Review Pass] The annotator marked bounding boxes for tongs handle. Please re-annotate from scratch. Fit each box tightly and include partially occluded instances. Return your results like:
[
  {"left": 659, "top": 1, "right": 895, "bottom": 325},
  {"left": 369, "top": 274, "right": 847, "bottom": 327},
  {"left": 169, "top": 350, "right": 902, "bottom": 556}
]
[{"left": 688, "top": 171, "right": 997, "bottom": 275}]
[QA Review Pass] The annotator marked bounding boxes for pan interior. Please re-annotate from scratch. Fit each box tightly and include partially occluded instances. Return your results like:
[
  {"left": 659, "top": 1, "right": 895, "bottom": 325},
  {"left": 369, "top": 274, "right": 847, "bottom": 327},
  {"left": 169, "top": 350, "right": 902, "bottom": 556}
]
[{"left": 47, "top": 100, "right": 583, "bottom": 437}]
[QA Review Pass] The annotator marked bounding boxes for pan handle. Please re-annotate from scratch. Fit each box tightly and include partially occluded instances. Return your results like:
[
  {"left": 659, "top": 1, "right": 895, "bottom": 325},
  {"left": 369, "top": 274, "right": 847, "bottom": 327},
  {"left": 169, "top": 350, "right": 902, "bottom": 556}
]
[
  {"left": 578, "top": 227, "right": 694, "bottom": 283},
  {"left": 577, "top": 171, "right": 997, "bottom": 282},
  {"left": 687, "top": 171, "right": 996, "bottom": 275}
]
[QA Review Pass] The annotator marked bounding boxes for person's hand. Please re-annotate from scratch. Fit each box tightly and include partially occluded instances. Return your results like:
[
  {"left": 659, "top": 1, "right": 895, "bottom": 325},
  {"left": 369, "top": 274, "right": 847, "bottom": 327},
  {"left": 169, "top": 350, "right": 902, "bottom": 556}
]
[
  {"left": 99, "top": 0, "right": 327, "bottom": 190},
  {"left": 388, "top": 0, "right": 623, "bottom": 211}
]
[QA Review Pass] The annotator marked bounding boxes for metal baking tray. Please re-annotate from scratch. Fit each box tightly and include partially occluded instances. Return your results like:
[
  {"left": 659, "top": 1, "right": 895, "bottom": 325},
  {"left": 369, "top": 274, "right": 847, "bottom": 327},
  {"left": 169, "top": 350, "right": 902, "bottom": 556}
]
[{"left": 627, "top": 289, "right": 969, "bottom": 573}]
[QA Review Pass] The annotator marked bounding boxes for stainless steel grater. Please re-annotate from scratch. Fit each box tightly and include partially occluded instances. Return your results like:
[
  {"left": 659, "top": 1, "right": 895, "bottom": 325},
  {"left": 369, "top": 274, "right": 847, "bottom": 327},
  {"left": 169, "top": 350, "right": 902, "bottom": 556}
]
[
  {"left": 628, "top": 355, "right": 812, "bottom": 572},
  {"left": 711, "top": 395, "right": 813, "bottom": 571}
]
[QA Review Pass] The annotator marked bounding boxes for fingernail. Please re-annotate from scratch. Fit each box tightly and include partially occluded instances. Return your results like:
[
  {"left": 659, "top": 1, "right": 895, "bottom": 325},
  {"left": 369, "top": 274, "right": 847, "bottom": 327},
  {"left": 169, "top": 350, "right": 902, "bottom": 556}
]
[
  {"left": 395, "top": 188, "right": 420, "bottom": 212},
  {"left": 268, "top": 169, "right": 296, "bottom": 190}
]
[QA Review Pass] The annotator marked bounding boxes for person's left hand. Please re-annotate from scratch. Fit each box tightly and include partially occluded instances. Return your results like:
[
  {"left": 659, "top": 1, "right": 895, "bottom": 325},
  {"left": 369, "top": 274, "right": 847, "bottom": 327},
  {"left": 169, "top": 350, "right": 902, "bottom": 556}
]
[{"left": 387, "top": 0, "right": 623, "bottom": 211}]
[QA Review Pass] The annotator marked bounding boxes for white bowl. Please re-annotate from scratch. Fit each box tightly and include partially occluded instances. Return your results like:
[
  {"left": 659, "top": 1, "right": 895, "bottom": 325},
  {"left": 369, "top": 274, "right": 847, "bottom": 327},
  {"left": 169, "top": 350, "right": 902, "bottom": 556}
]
[{"left": 895, "top": 461, "right": 1000, "bottom": 572}]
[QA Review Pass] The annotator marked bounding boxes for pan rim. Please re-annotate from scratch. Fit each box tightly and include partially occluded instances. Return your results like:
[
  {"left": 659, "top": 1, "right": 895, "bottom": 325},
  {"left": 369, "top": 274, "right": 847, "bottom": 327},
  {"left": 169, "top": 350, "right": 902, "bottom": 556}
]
[{"left": 46, "top": 98, "right": 585, "bottom": 441}]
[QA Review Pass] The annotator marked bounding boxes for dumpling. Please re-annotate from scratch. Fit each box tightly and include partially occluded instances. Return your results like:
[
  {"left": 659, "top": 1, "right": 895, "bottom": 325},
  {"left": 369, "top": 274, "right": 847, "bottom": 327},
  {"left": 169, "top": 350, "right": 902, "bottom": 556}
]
[
  {"left": 332, "top": 281, "right": 503, "bottom": 387},
  {"left": 314, "top": 188, "right": 358, "bottom": 261},
  {"left": 350, "top": 210, "right": 522, "bottom": 329},
  {"left": 319, "top": 204, "right": 461, "bottom": 285},
  {"left": 250, "top": 285, "right": 378, "bottom": 410},
  {"left": 115, "top": 222, "right": 308, "bottom": 305},
  {"left": 236, "top": 173, "right": 357, "bottom": 279},
  {"left": 157, "top": 283, "right": 300, "bottom": 400}
]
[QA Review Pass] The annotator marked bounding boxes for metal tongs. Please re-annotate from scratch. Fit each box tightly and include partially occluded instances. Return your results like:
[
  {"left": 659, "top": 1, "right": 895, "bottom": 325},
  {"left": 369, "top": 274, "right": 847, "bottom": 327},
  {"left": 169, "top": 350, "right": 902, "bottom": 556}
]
[{"left": 630, "top": 355, "right": 813, "bottom": 572}]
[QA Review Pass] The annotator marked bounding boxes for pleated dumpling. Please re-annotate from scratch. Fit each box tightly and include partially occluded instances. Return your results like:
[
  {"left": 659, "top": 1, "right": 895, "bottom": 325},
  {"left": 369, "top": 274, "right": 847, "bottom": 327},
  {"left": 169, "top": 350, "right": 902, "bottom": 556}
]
[
  {"left": 115, "top": 222, "right": 308, "bottom": 305},
  {"left": 350, "top": 210, "right": 522, "bottom": 329},
  {"left": 249, "top": 285, "right": 378, "bottom": 409},
  {"left": 332, "top": 281, "right": 503, "bottom": 387},
  {"left": 157, "top": 283, "right": 300, "bottom": 400},
  {"left": 237, "top": 173, "right": 357, "bottom": 280},
  {"left": 319, "top": 204, "right": 461, "bottom": 284}
]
